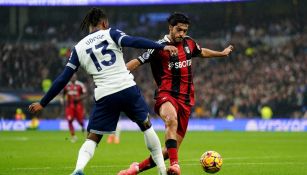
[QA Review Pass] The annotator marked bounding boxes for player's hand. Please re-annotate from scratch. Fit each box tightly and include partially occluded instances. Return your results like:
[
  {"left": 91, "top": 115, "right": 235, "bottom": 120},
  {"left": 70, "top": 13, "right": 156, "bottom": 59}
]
[
  {"left": 164, "top": 45, "right": 178, "bottom": 56},
  {"left": 28, "top": 102, "right": 43, "bottom": 114},
  {"left": 222, "top": 45, "right": 234, "bottom": 56}
]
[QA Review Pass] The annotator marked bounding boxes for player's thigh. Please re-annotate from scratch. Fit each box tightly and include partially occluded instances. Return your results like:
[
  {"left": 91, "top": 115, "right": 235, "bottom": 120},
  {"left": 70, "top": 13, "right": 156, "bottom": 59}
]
[
  {"left": 159, "top": 101, "right": 178, "bottom": 122},
  {"left": 121, "top": 86, "right": 150, "bottom": 123},
  {"left": 65, "top": 107, "right": 74, "bottom": 121},
  {"left": 87, "top": 96, "right": 121, "bottom": 134},
  {"left": 76, "top": 106, "right": 85, "bottom": 121}
]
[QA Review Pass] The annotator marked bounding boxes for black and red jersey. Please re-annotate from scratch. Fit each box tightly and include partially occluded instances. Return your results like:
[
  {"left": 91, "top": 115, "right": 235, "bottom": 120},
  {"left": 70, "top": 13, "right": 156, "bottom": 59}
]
[
  {"left": 137, "top": 35, "right": 201, "bottom": 106},
  {"left": 64, "top": 80, "right": 87, "bottom": 107}
]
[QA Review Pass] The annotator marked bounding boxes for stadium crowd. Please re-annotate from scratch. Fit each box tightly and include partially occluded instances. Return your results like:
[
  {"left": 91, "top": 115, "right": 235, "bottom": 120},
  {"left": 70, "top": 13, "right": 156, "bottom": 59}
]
[{"left": 1, "top": 19, "right": 306, "bottom": 119}]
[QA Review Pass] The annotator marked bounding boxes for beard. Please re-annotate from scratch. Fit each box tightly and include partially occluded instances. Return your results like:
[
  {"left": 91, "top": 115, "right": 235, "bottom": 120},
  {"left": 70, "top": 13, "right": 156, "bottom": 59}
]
[{"left": 174, "top": 37, "right": 183, "bottom": 43}]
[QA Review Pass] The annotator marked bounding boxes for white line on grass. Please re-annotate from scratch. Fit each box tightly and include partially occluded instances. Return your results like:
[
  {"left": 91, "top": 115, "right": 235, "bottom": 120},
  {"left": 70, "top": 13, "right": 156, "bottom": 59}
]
[
  {"left": 10, "top": 161, "right": 307, "bottom": 171},
  {"left": 0, "top": 137, "right": 29, "bottom": 141},
  {"left": 12, "top": 167, "right": 51, "bottom": 170}
]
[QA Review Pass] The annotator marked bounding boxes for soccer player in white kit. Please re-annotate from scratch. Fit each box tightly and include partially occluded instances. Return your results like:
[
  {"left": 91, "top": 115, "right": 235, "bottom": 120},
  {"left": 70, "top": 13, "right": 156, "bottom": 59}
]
[{"left": 28, "top": 8, "right": 178, "bottom": 175}]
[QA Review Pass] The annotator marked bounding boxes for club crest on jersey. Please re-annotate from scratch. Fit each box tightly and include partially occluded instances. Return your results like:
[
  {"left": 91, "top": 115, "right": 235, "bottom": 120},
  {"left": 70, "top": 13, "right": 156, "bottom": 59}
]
[
  {"left": 184, "top": 46, "right": 190, "bottom": 54},
  {"left": 142, "top": 52, "right": 150, "bottom": 60},
  {"left": 138, "top": 52, "right": 150, "bottom": 63}
]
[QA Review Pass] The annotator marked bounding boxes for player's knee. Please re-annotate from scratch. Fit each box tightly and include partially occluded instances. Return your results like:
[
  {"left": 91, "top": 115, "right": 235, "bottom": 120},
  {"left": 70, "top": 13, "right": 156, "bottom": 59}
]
[
  {"left": 137, "top": 118, "right": 152, "bottom": 131},
  {"left": 164, "top": 115, "right": 178, "bottom": 128},
  {"left": 87, "top": 133, "right": 103, "bottom": 144}
]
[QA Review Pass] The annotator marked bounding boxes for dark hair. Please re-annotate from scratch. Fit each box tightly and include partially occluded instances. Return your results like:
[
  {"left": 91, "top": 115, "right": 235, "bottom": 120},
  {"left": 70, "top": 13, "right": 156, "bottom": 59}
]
[
  {"left": 167, "top": 12, "right": 190, "bottom": 26},
  {"left": 81, "top": 8, "right": 108, "bottom": 31}
]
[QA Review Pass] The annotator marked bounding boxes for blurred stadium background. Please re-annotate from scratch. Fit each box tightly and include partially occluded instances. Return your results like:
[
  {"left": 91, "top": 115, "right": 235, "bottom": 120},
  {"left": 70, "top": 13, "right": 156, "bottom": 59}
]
[
  {"left": 1, "top": 0, "right": 307, "bottom": 123},
  {"left": 1, "top": 1, "right": 307, "bottom": 175}
]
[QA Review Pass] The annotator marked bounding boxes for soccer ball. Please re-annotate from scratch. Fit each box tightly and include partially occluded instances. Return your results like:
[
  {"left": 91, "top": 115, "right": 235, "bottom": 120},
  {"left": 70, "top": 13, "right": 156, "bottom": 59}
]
[{"left": 200, "top": 151, "right": 223, "bottom": 174}]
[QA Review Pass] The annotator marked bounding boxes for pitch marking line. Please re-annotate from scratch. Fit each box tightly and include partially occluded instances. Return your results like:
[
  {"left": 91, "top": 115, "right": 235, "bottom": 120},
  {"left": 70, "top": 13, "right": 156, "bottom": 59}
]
[{"left": 9, "top": 161, "right": 307, "bottom": 171}]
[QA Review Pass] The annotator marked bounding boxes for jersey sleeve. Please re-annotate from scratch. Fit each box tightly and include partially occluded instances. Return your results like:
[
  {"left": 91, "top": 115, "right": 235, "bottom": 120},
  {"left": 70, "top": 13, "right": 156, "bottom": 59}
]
[
  {"left": 137, "top": 49, "right": 156, "bottom": 64},
  {"left": 39, "top": 47, "right": 79, "bottom": 107},
  {"left": 191, "top": 39, "right": 202, "bottom": 57},
  {"left": 110, "top": 28, "right": 165, "bottom": 49},
  {"left": 40, "top": 67, "right": 75, "bottom": 107},
  {"left": 109, "top": 28, "right": 128, "bottom": 46},
  {"left": 66, "top": 48, "right": 80, "bottom": 71}
]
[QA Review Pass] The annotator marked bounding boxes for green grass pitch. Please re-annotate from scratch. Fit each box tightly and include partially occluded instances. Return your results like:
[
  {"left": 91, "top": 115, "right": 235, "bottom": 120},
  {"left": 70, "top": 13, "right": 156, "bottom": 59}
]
[{"left": 1, "top": 131, "right": 307, "bottom": 175}]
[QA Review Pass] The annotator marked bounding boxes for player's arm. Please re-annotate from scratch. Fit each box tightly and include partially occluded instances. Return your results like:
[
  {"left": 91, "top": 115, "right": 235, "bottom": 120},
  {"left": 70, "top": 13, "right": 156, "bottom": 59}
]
[
  {"left": 29, "top": 67, "right": 75, "bottom": 113},
  {"left": 200, "top": 45, "right": 234, "bottom": 58},
  {"left": 126, "top": 48, "right": 154, "bottom": 72},
  {"left": 75, "top": 83, "right": 87, "bottom": 102},
  {"left": 29, "top": 49, "right": 80, "bottom": 114},
  {"left": 126, "top": 58, "right": 141, "bottom": 72},
  {"left": 110, "top": 28, "right": 177, "bottom": 54}
]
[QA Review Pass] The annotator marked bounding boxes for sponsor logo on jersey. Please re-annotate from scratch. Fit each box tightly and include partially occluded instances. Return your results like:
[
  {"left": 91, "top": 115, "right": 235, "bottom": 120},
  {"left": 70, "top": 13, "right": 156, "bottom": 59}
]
[{"left": 168, "top": 59, "right": 192, "bottom": 70}]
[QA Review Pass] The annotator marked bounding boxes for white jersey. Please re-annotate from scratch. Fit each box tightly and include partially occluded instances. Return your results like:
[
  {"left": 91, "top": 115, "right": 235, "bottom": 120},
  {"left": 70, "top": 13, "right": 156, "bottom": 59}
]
[{"left": 67, "top": 28, "right": 135, "bottom": 101}]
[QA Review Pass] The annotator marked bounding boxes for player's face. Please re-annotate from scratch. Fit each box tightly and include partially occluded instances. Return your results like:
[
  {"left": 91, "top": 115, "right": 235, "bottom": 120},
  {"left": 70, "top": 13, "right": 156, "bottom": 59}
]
[{"left": 169, "top": 23, "right": 189, "bottom": 43}]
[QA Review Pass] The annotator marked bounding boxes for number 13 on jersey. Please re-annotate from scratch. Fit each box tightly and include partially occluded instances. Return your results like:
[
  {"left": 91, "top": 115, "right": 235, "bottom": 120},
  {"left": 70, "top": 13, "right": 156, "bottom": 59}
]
[{"left": 86, "top": 40, "right": 116, "bottom": 71}]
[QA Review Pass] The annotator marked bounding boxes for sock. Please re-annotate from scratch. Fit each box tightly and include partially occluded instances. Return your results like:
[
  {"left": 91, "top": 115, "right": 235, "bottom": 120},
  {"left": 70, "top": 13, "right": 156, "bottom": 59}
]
[
  {"left": 74, "top": 139, "right": 97, "bottom": 172},
  {"left": 139, "top": 156, "right": 156, "bottom": 172},
  {"left": 139, "top": 152, "right": 170, "bottom": 172},
  {"left": 68, "top": 120, "right": 75, "bottom": 136},
  {"left": 166, "top": 139, "right": 178, "bottom": 166},
  {"left": 115, "top": 124, "right": 121, "bottom": 139},
  {"left": 143, "top": 127, "right": 167, "bottom": 175}
]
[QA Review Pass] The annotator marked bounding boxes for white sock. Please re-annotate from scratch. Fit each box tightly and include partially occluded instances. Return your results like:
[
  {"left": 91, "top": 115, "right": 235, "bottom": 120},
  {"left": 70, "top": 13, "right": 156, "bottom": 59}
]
[
  {"left": 115, "top": 124, "right": 121, "bottom": 138},
  {"left": 74, "top": 139, "right": 97, "bottom": 172},
  {"left": 144, "top": 127, "right": 167, "bottom": 175}
]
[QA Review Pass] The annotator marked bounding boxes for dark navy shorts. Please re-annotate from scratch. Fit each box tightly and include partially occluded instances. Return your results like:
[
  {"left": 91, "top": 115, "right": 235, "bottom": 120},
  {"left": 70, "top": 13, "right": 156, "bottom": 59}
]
[{"left": 87, "top": 85, "right": 149, "bottom": 135}]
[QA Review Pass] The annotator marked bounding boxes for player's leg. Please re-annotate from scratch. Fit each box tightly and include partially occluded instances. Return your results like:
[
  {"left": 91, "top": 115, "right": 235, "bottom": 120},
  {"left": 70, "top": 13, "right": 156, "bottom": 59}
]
[
  {"left": 118, "top": 85, "right": 166, "bottom": 175},
  {"left": 72, "top": 95, "right": 120, "bottom": 175},
  {"left": 66, "top": 107, "right": 77, "bottom": 142},
  {"left": 71, "top": 133, "right": 102, "bottom": 175},
  {"left": 135, "top": 103, "right": 189, "bottom": 174},
  {"left": 118, "top": 118, "right": 166, "bottom": 175},
  {"left": 137, "top": 135, "right": 184, "bottom": 172},
  {"left": 114, "top": 123, "right": 121, "bottom": 144},
  {"left": 76, "top": 105, "right": 85, "bottom": 133},
  {"left": 159, "top": 101, "right": 179, "bottom": 167},
  {"left": 166, "top": 103, "right": 191, "bottom": 175}
]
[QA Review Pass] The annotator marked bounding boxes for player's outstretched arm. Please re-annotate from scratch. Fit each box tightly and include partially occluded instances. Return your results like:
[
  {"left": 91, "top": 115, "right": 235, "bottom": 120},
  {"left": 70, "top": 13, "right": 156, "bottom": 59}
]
[
  {"left": 28, "top": 67, "right": 75, "bottom": 114},
  {"left": 126, "top": 58, "right": 141, "bottom": 72},
  {"left": 200, "top": 45, "right": 234, "bottom": 58},
  {"left": 110, "top": 28, "right": 178, "bottom": 54}
]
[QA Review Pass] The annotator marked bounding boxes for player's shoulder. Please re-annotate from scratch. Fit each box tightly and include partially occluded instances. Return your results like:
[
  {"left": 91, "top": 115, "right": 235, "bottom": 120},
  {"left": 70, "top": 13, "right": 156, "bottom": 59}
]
[
  {"left": 157, "top": 38, "right": 168, "bottom": 45},
  {"left": 159, "top": 35, "right": 171, "bottom": 44}
]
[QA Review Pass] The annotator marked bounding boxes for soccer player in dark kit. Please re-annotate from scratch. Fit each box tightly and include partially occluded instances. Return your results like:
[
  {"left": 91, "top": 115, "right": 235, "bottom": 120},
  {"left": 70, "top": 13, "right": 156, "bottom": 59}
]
[{"left": 119, "top": 12, "right": 233, "bottom": 175}]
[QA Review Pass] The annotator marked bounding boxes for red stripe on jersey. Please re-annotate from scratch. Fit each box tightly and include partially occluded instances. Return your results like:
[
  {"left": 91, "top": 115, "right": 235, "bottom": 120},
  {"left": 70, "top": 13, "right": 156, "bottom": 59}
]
[
  {"left": 64, "top": 81, "right": 86, "bottom": 106},
  {"left": 148, "top": 36, "right": 201, "bottom": 106}
]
